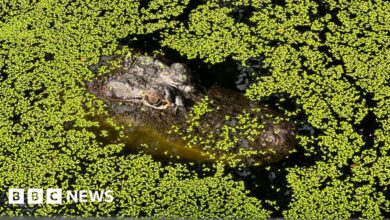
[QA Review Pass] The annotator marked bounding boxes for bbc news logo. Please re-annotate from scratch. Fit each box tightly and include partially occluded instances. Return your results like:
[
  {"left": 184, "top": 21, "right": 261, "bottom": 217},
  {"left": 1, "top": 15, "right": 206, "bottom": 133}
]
[{"left": 8, "top": 189, "right": 114, "bottom": 204}]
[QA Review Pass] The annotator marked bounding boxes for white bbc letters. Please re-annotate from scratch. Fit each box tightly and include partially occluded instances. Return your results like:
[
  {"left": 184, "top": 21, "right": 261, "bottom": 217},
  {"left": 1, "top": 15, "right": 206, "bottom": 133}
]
[
  {"left": 27, "top": 188, "right": 43, "bottom": 204},
  {"left": 47, "top": 188, "right": 62, "bottom": 204},
  {"left": 8, "top": 189, "right": 24, "bottom": 204}
]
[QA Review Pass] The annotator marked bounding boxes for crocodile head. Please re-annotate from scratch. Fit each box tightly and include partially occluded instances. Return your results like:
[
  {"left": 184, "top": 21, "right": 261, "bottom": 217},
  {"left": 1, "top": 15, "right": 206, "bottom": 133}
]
[{"left": 100, "top": 56, "right": 196, "bottom": 112}]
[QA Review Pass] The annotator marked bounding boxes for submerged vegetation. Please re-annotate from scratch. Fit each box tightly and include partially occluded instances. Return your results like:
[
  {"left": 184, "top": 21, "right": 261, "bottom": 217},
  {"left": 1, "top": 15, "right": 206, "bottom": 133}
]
[{"left": 0, "top": 0, "right": 388, "bottom": 218}]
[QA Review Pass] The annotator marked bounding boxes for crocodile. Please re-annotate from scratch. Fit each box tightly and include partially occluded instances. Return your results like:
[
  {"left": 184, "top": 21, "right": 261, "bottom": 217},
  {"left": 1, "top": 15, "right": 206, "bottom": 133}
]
[{"left": 87, "top": 54, "right": 296, "bottom": 165}]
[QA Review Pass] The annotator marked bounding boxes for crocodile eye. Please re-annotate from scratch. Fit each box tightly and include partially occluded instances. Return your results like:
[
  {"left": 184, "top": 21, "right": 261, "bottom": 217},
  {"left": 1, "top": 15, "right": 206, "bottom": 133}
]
[
  {"left": 145, "top": 95, "right": 163, "bottom": 106},
  {"left": 143, "top": 92, "right": 169, "bottom": 109}
]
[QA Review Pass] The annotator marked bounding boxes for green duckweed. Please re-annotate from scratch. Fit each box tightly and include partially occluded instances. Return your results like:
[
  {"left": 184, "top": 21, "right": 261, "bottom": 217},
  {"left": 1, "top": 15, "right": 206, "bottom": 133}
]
[{"left": 0, "top": 0, "right": 388, "bottom": 218}]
